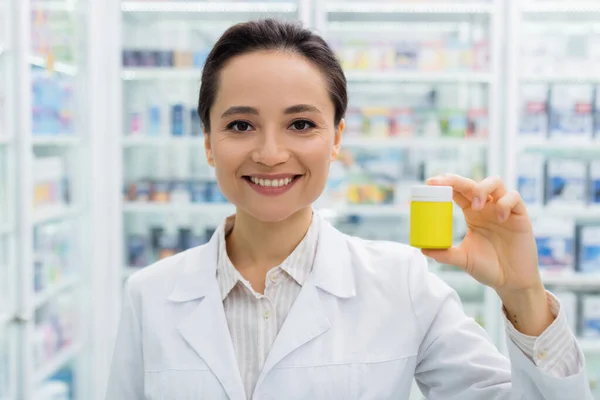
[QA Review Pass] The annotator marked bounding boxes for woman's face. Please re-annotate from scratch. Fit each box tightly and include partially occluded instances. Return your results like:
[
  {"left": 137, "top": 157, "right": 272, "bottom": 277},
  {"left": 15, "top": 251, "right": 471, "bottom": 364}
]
[{"left": 205, "top": 50, "right": 344, "bottom": 222}]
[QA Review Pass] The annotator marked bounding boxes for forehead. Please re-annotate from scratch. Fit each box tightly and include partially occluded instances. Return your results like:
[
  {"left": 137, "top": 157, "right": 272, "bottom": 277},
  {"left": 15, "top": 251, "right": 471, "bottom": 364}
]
[{"left": 213, "top": 50, "right": 332, "bottom": 112}]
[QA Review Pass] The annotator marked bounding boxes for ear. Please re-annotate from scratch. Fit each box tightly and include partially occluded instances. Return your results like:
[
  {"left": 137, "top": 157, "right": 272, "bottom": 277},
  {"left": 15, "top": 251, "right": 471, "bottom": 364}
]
[
  {"left": 204, "top": 130, "right": 215, "bottom": 167},
  {"left": 331, "top": 119, "right": 344, "bottom": 161}
]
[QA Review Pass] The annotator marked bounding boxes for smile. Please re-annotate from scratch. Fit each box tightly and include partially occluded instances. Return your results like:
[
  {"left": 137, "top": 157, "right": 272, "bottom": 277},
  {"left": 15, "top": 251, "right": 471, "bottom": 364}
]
[{"left": 243, "top": 175, "right": 302, "bottom": 196}]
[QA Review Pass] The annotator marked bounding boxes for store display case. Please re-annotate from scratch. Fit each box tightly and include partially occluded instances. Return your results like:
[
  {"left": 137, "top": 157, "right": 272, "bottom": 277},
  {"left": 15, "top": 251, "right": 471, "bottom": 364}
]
[{"left": 505, "top": 0, "right": 600, "bottom": 395}]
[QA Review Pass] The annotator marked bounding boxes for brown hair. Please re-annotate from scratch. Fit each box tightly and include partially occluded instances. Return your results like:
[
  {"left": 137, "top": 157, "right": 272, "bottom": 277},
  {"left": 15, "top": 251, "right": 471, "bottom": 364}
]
[{"left": 198, "top": 19, "right": 347, "bottom": 133}]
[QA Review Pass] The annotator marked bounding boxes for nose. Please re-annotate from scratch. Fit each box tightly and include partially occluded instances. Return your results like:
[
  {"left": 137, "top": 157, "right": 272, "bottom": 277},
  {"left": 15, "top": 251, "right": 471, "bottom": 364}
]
[{"left": 251, "top": 128, "right": 290, "bottom": 167}]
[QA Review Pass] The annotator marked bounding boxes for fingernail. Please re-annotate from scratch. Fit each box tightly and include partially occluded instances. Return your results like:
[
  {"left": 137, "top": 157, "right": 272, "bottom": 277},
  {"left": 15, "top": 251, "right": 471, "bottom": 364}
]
[{"left": 472, "top": 197, "right": 481, "bottom": 209}]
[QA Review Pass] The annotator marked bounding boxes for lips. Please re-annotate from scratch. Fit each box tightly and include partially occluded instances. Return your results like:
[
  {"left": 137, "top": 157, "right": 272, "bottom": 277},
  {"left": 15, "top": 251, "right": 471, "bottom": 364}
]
[{"left": 242, "top": 174, "right": 302, "bottom": 196}]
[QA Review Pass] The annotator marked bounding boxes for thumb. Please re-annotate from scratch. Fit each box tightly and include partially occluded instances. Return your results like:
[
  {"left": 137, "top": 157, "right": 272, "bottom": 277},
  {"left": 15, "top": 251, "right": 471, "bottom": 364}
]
[{"left": 421, "top": 247, "right": 468, "bottom": 271}]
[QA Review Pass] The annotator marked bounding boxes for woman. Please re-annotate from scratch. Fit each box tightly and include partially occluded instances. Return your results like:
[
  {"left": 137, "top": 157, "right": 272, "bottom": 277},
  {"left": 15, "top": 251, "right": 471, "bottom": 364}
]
[{"left": 106, "top": 19, "right": 591, "bottom": 400}]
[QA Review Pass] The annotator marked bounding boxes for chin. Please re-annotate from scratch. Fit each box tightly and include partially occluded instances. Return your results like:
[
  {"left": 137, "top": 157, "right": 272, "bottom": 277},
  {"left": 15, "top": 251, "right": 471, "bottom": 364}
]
[{"left": 241, "top": 204, "right": 309, "bottom": 223}]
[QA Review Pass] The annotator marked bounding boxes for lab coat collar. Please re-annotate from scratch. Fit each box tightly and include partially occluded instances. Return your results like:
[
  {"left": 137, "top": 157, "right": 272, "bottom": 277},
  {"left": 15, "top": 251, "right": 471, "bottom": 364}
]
[{"left": 166, "top": 214, "right": 356, "bottom": 303}]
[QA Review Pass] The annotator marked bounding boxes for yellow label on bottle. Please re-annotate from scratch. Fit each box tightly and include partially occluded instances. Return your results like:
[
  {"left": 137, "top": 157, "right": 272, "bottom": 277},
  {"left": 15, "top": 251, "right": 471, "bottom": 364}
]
[{"left": 410, "top": 201, "right": 453, "bottom": 249}]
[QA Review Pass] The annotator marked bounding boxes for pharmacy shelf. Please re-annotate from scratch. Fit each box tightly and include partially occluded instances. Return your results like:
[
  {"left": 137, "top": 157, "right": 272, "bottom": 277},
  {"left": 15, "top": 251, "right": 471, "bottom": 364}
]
[
  {"left": 517, "top": 137, "right": 600, "bottom": 151},
  {"left": 437, "top": 270, "right": 481, "bottom": 290},
  {"left": 33, "top": 342, "right": 83, "bottom": 385},
  {"left": 123, "top": 202, "right": 235, "bottom": 215},
  {"left": 528, "top": 206, "right": 600, "bottom": 221},
  {"left": 541, "top": 272, "right": 600, "bottom": 290},
  {"left": 121, "top": 68, "right": 202, "bottom": 81},
  {"left": 324, "top": 2, "right": 493, "bottom": 14},
  {"left": 521, "top": 74, "right": 600, "bottom": 83},
  {"left": 30, "top": 1, "right": 75, "bottom": 12},
  {"left": 0, "top": 136, "right": 11, "bottom": 145},
  {"left": 342, "top": 136, "right": 488, "bottom": 150},
  {"left": 122, "top": 136, "right": 203, "bottom": 147},
  {"left": 31, "top": 136, "right": 81, "bottom": 147},
  {"left": 121, "top": 1, "right": 297, "bottom": 13},
  {"left": 33, "top": 205, "right": 80, "bottom": 226},
  {"left": 345, "top": 71, "right": 492, "bottom": 84},
  {"left": 30, "top": 55, "right": 77, "bottom": 76},
  {"left": 522, "top": 3, "right": 600, "bottom": 14},
  {"left": 579, "top": 339, "right": 600, "bottom": 354},
  {"left": 33, "top": 276, "right": 81, "bottom": 310}
]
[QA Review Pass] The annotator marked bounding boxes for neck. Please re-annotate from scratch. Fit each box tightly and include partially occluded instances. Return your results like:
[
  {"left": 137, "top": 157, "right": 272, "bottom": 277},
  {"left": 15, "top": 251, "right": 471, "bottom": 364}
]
[{"left": 226, "top": 206, "right": 314, "bottom": 272}]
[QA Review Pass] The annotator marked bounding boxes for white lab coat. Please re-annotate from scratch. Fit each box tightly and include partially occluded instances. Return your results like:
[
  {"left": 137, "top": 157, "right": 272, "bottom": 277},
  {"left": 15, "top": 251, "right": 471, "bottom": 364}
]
[{"left": 106, "top": 217, "right": 592, "bottom": 400}]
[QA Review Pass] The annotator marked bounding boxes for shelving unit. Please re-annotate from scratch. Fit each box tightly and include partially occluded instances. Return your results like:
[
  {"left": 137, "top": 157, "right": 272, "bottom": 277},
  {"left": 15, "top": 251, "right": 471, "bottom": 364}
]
[
  {"left": 32, "top": 205, "right": 80, "bottom": 226},
  {"left": 505, "top": 0, "right": 600, "bottom": 363},
  {"left": 33, "top": 276, "right": 81, "bottom": 310},
  {"left": 345, "top": 71, "right": 493, "bottom": 83},
  {"left": 32, "top": 342, "right": 83, "bottom": 385}
]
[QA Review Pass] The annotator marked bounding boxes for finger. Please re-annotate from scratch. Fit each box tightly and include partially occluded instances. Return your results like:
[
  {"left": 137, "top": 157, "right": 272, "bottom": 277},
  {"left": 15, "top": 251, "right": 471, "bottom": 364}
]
[
  {"left": 472, "top": 176, "right": 507, "bottom": 210},
  {"left": 426, "top": 174, "right": 476, "bottom": 201},
  {"left": 495, "top": 190, "right": 527, "bottom": 222},
  {"left": 453, "top": 190, "right": 471, "bottom": 210},
  {"left": 421, "top": 247, "right": 468, "bottom": 271}
]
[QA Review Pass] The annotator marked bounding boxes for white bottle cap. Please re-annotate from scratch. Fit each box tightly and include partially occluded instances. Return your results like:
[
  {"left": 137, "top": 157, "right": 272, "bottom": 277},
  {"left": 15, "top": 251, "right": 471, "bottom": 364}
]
[{"left": 411, "top": 185, "right": 453, "bottom": 202}]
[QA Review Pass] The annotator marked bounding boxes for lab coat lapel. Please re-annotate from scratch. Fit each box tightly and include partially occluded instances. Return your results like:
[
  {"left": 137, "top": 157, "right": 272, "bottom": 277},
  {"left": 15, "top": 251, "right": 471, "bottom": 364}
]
[
  {"left": 254, "top": 218, "right": 356, "bottom": 392},
  {"left": 167, "top": 230, "right": 246, "bottom": 400}
]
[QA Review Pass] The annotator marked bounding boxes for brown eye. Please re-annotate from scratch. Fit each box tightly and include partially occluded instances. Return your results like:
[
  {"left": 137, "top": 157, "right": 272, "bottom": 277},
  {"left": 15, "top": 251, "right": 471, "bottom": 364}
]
[
  {"left": 227, "top": 121, "right": 254, "bottom": 132},
  {"left": 289, "top": 120, "right": 316, "bottom": 132}
]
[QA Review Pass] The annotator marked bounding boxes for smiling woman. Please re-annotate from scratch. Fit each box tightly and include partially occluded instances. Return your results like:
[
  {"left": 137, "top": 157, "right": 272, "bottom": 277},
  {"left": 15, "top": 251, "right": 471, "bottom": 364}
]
[{"left": 107, "top": 19, "right": 593, "bottom": 400}]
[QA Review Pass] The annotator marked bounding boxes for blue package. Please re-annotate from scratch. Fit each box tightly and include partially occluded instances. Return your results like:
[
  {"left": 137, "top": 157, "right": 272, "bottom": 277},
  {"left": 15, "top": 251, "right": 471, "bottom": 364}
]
[
  {"left": 193, "top": 49, "right": 210, "bottom": 68},
  {"left": 148, "top": 105, "right": 161, "bottom": 136},
  {"left": 190, "top": 181, "right": 208, "bottom": 203},
  {"left": 583, "top": 295, "right": 600, "bottom": 338},
  {"left": 580, "top": 227, "right": 600, "bottom": 273},
  {"left": 534, "top": 218, "right": 575, "bottom": 271},
  {"left": 171, "top": 104, "right": 184, "bottom": 136},
  {"left": 127, "top": 234, "right": 148, "bottom": 267},
  {"left": 546, "top": 159, "right": 587, "bottom": 206},
  {"left": 190, "top": 109, "right": 202, "bottom": 136},
  {"left": 591, "top": 161, "right": 600, "bottom": 205},
  {"left": 549, "top": 84, "right": 594, "bottom": 140}
]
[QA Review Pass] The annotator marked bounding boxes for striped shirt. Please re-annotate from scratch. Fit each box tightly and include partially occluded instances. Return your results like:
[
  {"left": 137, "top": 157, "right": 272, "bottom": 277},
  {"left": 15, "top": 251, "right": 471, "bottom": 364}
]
[
  {"left": 216, "top": 213, "right": 319, "bottom": 397},
  {"left": 216, "top": 213, "right": 579, "bottom": 399}
]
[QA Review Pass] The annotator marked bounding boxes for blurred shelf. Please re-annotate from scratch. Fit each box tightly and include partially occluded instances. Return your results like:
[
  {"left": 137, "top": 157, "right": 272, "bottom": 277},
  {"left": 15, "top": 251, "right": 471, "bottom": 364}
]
[
  {"left": 579, "top": 339, "right": 600, "bottom": 353},
  {"left": 34, "top": 276, "right": 81, "bottom": 310},
  {"left": 31, "top": 135, "right": 81, "bottom": 147},
  {"left": 522, "top": 2, "right": 600, "bottom": 14},
  {"left": 345, "top": 70, "right": 492, "bottom": 83},
  {"left": 122, "top": 136, "right": 203, "bottom": 147},
  {"left": 33, "top": 205, "right": 80, "bottom": 225},
  {"left": 521, "top": 74, "right": 600, "bottom": 83},
  {"left": 30, "top": 55, "right": 77, "bottom": 76},
  {"left": 528, "top": 205, "right": 600, "bottom": 221},
  {"left": 325, "top": 2, "right": 493, "bottom": 14},
  {"left": 342, "top": 204, "right": 409, "bottom": 217},
  {"left": 30, "top": 1, "right": 75, "bottom": 12},
  {"left": 123, "top": 202, "right": 235, "bottom": 214},
  {"left": 0, "top": 136, "right": 11, "bottom": 145},
  {"left": 343, "top": 136, "right": 488, "bottom": 149},
  {"left": 121, "top": 1, "right": 297, "bottom": 13},
  {"left": 541, "top": 272, "right": 600, "bottom": 289},
  {"left": 121, "top": 68, "right": 202, "bottom": 81},
  {"left": 517, "top": 137, "right": 600, "bottom": 151},
  {"left": 33, "top": 342, "right": 83, "bottom": 384}
]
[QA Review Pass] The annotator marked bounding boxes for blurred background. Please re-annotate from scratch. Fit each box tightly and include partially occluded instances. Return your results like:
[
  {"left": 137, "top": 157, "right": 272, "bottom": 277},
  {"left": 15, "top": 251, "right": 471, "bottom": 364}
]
[{"left": 2, "top": 0, "right": 600, "bottom": 398}]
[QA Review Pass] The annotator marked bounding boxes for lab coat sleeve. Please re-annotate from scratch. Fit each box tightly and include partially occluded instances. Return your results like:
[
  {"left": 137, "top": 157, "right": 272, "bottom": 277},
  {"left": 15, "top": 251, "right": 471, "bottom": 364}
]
[
  {"left": 409, "top": 252, "right": 592, "bottom": 400},
  {"left": 105, "top": 278, "right": 145, "bottom": 400}
]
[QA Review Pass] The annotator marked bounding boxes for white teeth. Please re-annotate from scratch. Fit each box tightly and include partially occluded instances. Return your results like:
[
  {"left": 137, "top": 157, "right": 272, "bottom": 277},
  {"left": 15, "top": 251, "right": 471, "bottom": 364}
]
[{"left": 249, "top": 177, "right": 295, "bottom": 187}]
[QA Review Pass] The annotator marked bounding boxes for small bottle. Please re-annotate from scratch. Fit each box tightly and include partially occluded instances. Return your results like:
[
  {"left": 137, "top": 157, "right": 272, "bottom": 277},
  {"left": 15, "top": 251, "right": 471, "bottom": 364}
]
[{"left": 409, "top": 185, "right": 453, "bottom": 249}]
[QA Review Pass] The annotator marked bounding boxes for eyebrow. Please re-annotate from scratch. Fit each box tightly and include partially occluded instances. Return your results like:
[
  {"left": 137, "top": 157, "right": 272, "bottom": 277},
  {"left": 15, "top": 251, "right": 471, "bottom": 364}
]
[
  {"left": 221, "top": 106, "right": 259, "bottom": 118},
  {"left": 220, "top": 104, "right": 321, "bottom": 119},
  {"left": 284, "top": 104, "right": 321, "bottom": 115}
]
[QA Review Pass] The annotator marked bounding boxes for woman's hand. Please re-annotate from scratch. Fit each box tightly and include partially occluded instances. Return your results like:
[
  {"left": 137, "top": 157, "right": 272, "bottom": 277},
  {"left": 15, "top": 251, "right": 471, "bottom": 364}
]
[{"left": 423, "top": 174, "right": 554, "bottom": 336}]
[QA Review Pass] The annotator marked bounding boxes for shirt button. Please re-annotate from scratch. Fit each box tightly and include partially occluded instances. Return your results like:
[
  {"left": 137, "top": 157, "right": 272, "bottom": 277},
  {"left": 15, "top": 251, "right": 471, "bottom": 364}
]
[
  {"left": 263, "top": 310, "right": 270, "bottom": 319},
  {"left": 536, "top": 349, "right": 548, "bottom": 360},
  {"left": 269, "top": 274, "right": 277, "bottom": 283}
]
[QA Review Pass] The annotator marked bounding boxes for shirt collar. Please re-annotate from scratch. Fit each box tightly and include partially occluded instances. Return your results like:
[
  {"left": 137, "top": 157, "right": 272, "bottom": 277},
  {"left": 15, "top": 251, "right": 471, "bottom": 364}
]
[{"left": 216, "top": 212, "right": 320, "bottom": 301}]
